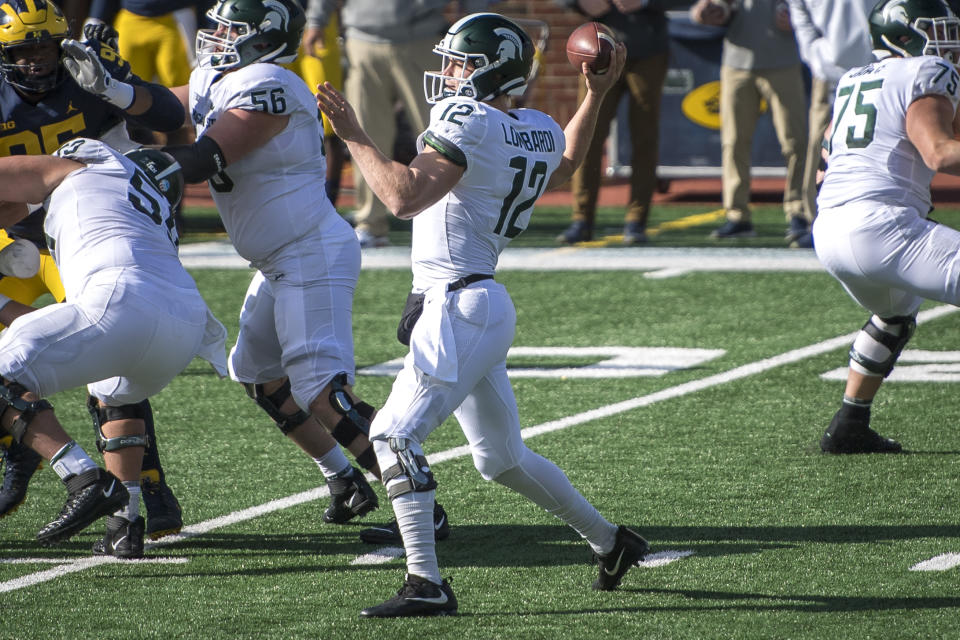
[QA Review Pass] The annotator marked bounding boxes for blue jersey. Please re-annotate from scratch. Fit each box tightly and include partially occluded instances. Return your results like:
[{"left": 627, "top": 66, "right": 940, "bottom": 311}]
[{"left": 0, "top": 39, "right": 181, "bottom": 245}]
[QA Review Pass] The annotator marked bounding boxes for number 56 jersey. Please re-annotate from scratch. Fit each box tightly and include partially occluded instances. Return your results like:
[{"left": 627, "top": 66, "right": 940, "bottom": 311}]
[
  {"left": 189, "top": 64, "right": 335, "bottom": 264},
  {"left": 819, "top": 55, "right": 960, "bottom": 214},
  {"left": 411, "top": 98, "right": 564, "bottom": 291}
]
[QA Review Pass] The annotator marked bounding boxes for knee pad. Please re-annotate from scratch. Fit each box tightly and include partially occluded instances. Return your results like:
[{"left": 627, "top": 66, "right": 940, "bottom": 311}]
[
  {"left": 849, "top": 314, "right": 916, "bottom": 377},
  {"left": 0, "top": 380, "right": 53, "bottom": 443},
  {"left": 243, "top": 380, "right": 311, "bottom": 435},
  {"left": 328, "top": 373, "right": 377, "bottom": 470},
  {"left": 86, "top": 395, "right": 149, "bottom": 453},
  {"left": 379, "top": 437, "right": 436, "bottom": 499}
]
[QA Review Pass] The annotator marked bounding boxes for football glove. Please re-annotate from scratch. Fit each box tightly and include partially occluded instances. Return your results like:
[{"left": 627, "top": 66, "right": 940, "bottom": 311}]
[
  {"left": 82, "top": 21, "right": 120, "bottom": 51},
  {"left": 61, "top": 39, "right": 135, "bottom": 109}
]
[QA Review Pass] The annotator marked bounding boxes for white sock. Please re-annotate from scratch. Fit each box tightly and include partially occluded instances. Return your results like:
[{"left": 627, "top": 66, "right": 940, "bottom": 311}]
[
  {"left": 313, "top": 445, "right": 351, "bottom": 480},
  {"left": 494, "top": 449, "right": 617, "bottom": 556},
  {"left": 117, "top": 481, "right": 141, "bottom": 520},
  {"left": 49, "top": 441, "right": 98, "bottom": 480},
  {"left": 393, "top": 490, "right": 440, "bottom": 584}
]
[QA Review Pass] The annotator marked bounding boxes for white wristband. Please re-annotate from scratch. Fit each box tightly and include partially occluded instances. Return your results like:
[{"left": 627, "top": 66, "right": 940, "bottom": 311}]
[
  {"left": 101, "top": 77, "right": 135, "bottom": 110},
  {"left": 0, "top": 293, "right": 12, "bottom": 311}
]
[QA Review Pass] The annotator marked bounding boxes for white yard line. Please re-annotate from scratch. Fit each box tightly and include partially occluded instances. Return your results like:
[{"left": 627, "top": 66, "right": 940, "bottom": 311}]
[
  {"left": 911, "top": 553, "right": 960, "bottom": 571},
  {"left": 351, "top": 547, "right": 405, "bottom": 565},
  {"left": 179, "top": 242, "right": 824, "bottom": 275},
  {"left": 638, "top": 550, "right": 696, "bottom": 568},
  {"left": 2, "top": 305, "right": 957, "bottom": 592}
]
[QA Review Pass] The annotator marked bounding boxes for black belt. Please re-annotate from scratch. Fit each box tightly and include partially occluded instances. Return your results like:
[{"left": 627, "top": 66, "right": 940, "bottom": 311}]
[{"left": 447, "top": 273, "right": 494, "bottom": 292}]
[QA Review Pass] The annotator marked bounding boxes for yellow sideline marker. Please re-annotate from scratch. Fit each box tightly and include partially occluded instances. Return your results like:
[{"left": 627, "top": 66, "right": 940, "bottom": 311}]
[{"left": 571, "top": 209, "right": 726, "bottom": 247}]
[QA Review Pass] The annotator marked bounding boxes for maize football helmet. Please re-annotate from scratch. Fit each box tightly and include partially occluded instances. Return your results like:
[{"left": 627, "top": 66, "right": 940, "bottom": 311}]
[
  {"left": 424, "top": 12, "right": 534, "bottom": 104},
  {"left": 125, "top": 148, "right": 184, "bottom": 208},
  {"left": 196, "top": 0, "right": 304, "bottom": 71},
  {"left": 0, "top": 0, "right": 68, "bottom": 93},
  {"left": 870, "top": 0, "right": 960, "bottom": 62}
]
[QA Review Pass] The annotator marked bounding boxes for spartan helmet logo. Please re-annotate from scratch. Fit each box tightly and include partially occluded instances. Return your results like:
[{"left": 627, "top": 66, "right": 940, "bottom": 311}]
[
  {"left": 493, "top": 26, "right": 521, "bottom": 64},
  {"left": 883, "top": 0, "right": 911, "bottom": 25},
  {"left": 260, "top": 0, "right": 288, "bottom": 33}
]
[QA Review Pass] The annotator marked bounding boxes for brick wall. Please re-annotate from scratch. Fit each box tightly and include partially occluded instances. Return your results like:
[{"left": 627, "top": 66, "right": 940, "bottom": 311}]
[{"left": 444, "top": 1, "right": 589, "bottom": 125}]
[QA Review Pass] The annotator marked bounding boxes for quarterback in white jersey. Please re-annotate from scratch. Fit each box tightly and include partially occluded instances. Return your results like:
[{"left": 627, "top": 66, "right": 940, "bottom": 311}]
[
  {"left": 163, "top": 0, "right": 418, "bottom": 533},
  {"left": 0, "top": 138, "right": 226, "bottom": 551},
  {"left": 319, "top": 12, "right": 643, "bottom": 618},
  {"left": 813, "top": 0, "right": 960, "bottom": 454},
  {"left": 410, "top": 99, "right": 564, "bottom": 289}
]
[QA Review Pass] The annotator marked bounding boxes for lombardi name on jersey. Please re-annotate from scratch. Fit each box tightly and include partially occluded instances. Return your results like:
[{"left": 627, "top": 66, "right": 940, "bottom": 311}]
[{"left": 500, "top": 123, "right": 556, "bottom": 153}]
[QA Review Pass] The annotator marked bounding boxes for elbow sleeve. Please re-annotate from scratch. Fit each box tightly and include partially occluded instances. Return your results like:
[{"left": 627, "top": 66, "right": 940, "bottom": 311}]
[{"left": 162, "top": 136, "right": 228, "bottom": 183}]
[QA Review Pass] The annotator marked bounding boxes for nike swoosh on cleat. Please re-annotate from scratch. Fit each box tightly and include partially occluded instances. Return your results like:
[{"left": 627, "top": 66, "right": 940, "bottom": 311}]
[
  {"left": 406, "top": 593, "right": 448, "bottom": 605},
  {"left": 112, "top": 534, "right": 128, "bottom": 551},
  {"left": 603, "top": 548, "right": 626, "bottom": 576},
  {"left": 102, "top": 481, "right": 116, "bottom": 498},
  {"left": 367, "top": 526, "right": 393, "bottom": 534},
  {"left": 434, "top": 515, "right": 446, "bottom": 530}
]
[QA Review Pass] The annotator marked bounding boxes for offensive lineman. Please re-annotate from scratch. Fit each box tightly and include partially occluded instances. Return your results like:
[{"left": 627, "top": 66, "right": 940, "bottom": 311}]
[
  {"left": 815, "top": 0, "right": 960, "bottom": 453},
  {"left": 0, "top": 0, "right": 187, "bottom": 538},
  {"left": 0, "top": 138, "right": 227, "bottom": 555},
  {"left": 317, "top": 12, "right": 646, "bottom": 617},
  {"left": 161, "top": 0, "right": 449, "bottom": 538}
]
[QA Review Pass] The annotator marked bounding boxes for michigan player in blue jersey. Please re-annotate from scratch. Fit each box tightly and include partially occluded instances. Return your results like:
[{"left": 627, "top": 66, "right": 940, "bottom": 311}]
[{"left": 0, "top": 0, "right": 188, "bottom": 542}]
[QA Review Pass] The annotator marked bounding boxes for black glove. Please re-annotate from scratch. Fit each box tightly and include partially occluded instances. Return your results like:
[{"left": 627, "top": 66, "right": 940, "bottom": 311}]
[{"left": 83, "top": 21, "right": 120, "bottom": 50}]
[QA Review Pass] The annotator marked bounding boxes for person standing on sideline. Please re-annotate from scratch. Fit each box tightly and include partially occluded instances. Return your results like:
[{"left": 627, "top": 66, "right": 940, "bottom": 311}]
[
  {"left": 555, "top": 0, "right": 690, "bottom": 245},
  {"left": 786, "top": 0, "right": 874, "bottom": 248},
  {"left": 318, "top": 12, "right": 647, "bottom": 618},
  {"left": 691, "top": 0, "right": 808, "bottom": 239},
  {"left": 814, "top": 0, "right": 960, "bottom": 453}
]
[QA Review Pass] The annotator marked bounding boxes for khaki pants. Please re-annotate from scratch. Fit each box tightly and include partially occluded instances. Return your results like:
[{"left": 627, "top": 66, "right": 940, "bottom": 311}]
[
  {"left": 801, "top": 77, "right": 834, "bottom": 223},
  {"left": 720, "top": 64, "right": 807, "bottom": 222},
  {"left": 570, "top": 52, "right": 669, "bottom": 229},
  {"left": 345, "top": 36, "right": 437, "bottom": 237}
]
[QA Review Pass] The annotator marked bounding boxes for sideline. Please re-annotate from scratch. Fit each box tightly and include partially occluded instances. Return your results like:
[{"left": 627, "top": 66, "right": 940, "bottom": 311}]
[
  {"left": 180, "top": 241, "right": 824, "bottom": 277},
  {"left": 2, "top": 304, "right": 955, "bottom": 593}
]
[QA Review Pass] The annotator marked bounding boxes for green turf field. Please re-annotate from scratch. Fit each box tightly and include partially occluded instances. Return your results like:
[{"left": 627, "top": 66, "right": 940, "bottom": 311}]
[{"left": 2, "top": 203, "right": 960, "bottom": 639}]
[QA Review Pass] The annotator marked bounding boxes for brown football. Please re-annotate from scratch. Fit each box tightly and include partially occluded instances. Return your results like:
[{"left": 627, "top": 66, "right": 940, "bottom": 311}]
[{"left": 566, "top": 22, "right": 616, "bottom": 74}]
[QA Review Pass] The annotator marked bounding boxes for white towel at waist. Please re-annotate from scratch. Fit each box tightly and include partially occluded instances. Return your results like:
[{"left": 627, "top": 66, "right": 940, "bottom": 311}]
[{"left": 410, "top": 283, "right": 457, "bottom": 383}]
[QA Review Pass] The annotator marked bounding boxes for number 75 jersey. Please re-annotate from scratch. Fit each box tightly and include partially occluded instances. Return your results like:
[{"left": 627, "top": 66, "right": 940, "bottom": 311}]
[
  {"left": 411, "top": 97, "right": 565, "bottom": 290},
  {"left": 819, "top": 55, "right": 960, "bottom": 214}
]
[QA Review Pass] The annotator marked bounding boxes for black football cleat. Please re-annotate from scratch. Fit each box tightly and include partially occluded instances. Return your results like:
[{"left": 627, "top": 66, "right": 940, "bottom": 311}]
[
  {"left": 360, "top": 574, "right": 457, "bottom": 618},
  {"left": 820, "top": 409, "right": 902, "bottom": 454},
  {"left": 36, "top": 468, "right": 128, "bottom": 546},
  {"left": 92, "top": 515, "right": 145, "bottom": 559},
  {"left": 323, "top": 466, "right": 378, "bottom": 524},
  {"left": 593, "top": 525, "right": 649, "bottom": 591},
  {"left": 0, "top": 441, "right": 43, "bottom": 518},
  {"left": 142, "top": 474, "right": 183, "bottom": 540},
  {"left": 359, "top": 501, "right": 449, "bottom": 544}
]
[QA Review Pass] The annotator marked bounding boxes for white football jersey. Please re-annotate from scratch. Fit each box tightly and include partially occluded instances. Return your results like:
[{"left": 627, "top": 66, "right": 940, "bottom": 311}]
[
  {"left": 189, "top": 64, "right": 338, "bottom": 263},
  {"left": 44, "top": 138, "right": 192, "bottom": 299},
  {"left": 819, "top": 55, "right": 960, "bottom": 213},
  {"left": 411, "top": 98, "right": 565, "bottom": 290}
]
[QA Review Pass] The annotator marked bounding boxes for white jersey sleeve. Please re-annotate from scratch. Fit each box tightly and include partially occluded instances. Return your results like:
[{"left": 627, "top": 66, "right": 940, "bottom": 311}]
[
  {"left": 43, "top": 139, "right": 192, "bottom": 299},
  {"left": 409, "top": 98, "right": 565, "bottom": 290},
  {"left": 189, "top": 64, "right": 337, "bottom": 264},
  {"left": 819, "top": 55, "right": 960, "bottom": 213}
]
